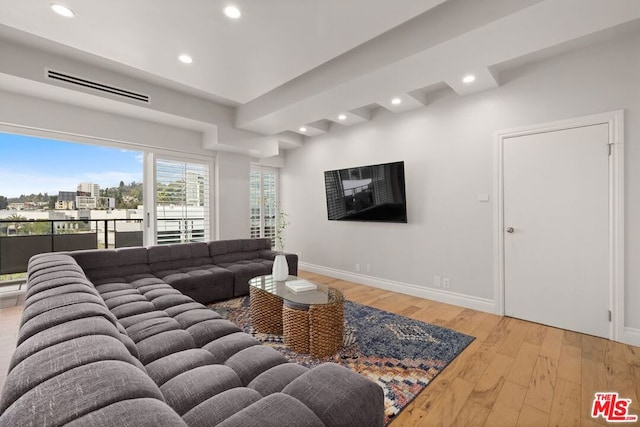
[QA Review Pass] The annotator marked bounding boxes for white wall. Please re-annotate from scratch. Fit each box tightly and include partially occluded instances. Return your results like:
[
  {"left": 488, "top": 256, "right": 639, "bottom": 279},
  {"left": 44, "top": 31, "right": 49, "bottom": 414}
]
[
  {"left": 216, "top": 152, "right": 250, "bottom": 240},
  {"left": 281, "top": 29, "right": 640, "bottom": 330}
]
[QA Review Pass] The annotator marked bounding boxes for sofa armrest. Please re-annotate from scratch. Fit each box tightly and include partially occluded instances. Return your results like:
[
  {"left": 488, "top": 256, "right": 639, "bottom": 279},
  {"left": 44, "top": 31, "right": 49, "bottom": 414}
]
[
  {"left": 282, "top": 363, "right": 384, "bottom": 427},
  {"left": 259, "top": 250, "right": 298, "bottom": 276}
]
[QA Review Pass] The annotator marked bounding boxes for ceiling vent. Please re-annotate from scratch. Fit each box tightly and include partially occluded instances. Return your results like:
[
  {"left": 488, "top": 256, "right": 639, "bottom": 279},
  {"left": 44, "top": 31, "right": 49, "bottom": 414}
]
[{"left": 46, "top": 69, "right": 150, "bottom": 103}]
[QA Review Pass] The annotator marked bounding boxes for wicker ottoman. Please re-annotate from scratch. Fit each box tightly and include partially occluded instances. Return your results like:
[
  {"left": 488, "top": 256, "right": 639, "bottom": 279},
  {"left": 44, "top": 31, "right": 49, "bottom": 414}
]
[
  {"left": 283, "top": 288, "right": 344, "bottom": 358},
  {"left": 249, "top": 285, "right": 283, "bottom": 334}
]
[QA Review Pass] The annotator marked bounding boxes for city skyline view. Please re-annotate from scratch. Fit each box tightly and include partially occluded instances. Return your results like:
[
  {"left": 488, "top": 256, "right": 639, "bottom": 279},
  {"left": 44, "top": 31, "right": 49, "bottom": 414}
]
[{"left": 0, "top": 132, "right": 143, "bottom": 199}]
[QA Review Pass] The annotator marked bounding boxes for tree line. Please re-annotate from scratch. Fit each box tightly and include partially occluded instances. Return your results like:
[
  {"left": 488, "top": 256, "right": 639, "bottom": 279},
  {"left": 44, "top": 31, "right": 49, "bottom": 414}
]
[{"left": 0, "top": 181, "right": 144, "bottom": 210}]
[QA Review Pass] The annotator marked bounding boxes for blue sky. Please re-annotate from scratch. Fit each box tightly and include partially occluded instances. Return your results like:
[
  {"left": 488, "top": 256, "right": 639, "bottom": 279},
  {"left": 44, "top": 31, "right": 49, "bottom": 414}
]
[{"left": 0, "top": 132, "right": 143, "bottom": 198}]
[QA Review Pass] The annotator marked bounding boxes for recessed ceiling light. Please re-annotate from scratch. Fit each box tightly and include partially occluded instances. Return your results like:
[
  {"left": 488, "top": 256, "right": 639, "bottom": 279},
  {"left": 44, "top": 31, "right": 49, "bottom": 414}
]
[
  {"left": 178, "top": 54, "right": 193, "bottom": 64},
  {"left": 462, "top": 74, "right": 476, "bottom": 84},
  {"left": 338, "top": 114, "right": 347, "bottom": 121},
  {"left": 224, "top": 5, "right": 241, "bottom": 19},
  {"left": 299, "top": 127, "right": 307, "bottom": 132},
  {"left": 50, "top": 3, "right": 75, "bottom": 17},
  {"left": 391, "top": 98, "right": 402, "bottom": 105}
]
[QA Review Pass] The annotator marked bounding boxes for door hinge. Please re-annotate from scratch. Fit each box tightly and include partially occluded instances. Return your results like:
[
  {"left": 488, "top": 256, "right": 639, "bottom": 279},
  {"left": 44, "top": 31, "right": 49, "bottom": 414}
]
[
  {"left": 608, "top": 310, "right": 612, "bottom": 322},
  {"left": 608, "top": 143, "right": 613, "bottom": 156}
]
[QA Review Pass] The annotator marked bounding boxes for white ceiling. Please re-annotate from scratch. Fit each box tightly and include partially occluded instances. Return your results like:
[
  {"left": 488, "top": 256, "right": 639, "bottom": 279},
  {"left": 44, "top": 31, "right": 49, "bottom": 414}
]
[
  {"left": 0, "top": 0, "right": 639, "bottom": 149},
  {"left": 0, "top": 0, "right": 445, "bottom": 104}
]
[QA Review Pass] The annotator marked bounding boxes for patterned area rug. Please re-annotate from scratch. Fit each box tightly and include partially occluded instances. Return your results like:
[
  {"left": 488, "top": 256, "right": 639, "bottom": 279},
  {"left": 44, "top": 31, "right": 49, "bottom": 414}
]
[{"left": 209, "top": 297, "right": 474, "bottom": 425}]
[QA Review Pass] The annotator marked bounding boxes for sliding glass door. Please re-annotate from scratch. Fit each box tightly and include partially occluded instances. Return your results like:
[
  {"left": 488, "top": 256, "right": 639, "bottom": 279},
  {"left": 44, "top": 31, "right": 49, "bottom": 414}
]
[{"left": 155, "top": 158, "right": 211, "bottom": 244}]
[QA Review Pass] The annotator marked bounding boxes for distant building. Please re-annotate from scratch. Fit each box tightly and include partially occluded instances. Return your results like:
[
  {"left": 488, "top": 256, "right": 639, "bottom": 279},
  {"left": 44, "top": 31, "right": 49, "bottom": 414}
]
[
  {"left": 77, "top": 182, "right": 100, "bottom": 197},
  {"left": 56, "top": 191, "right": 77, "bottom": 210},
  {"left": 55, "top": 200, "right": 76, "bottom": 210},
  {"left": 76, "top": 195, "right": 115, "bottom": 210},
  {"left": 186, "top": 171, "right": 206, "bottom": 206},
  {"left": 56, "top": 185, "right": 113, "bottom": 210}
]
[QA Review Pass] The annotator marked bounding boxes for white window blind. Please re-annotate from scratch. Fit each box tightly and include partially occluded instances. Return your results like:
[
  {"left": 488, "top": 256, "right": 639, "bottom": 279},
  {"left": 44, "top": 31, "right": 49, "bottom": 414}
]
[
  {"left": 250, "top": 167, "right": 277, "bottom": 246},
  {"left": 155, "top": 159, "right": 210, "bottom": 244}
]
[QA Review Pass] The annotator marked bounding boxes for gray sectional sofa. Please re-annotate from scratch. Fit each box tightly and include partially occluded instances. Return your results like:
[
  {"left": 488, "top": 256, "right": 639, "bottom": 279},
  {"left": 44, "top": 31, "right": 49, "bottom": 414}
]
[{"left": 0, "top": 239, "right": 384, "bottom": 427}]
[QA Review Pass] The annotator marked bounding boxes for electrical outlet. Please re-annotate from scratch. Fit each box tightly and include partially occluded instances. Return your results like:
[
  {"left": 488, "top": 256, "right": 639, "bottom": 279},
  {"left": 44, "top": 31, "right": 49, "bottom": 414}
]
[
  {"left": 366, "top": 264, "right": 372, "bottom": 273},
  {"left": 355, "top": 263, "right": 360, "bottom": 272},
  {"left": 434, "top": 276, "right": 441, "bottom": 287},
  {"left": 443, "top": 277, "right": 450, "bottom": 289}
]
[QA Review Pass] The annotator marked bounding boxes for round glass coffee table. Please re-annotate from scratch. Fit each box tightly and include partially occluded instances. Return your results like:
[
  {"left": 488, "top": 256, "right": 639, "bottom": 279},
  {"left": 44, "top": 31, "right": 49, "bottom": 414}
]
[{"left": 248, "top": 275, "right": 344, "bottom": 357}]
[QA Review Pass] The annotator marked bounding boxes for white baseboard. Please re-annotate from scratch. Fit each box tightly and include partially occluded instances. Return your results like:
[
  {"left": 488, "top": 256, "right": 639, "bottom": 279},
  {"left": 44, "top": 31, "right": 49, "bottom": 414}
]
[
  {"left": 623, "top": 327, "right": 640, "bottom": 347},
  {"left": 299, "top": 262, "right": 495, "bottom": 314}
]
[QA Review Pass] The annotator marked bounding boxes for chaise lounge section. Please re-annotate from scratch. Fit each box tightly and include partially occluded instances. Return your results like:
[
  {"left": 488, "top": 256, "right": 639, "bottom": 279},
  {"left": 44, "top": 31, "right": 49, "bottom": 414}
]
[{"left": 0, "top": 240, "right": 384, "bottom": 426}]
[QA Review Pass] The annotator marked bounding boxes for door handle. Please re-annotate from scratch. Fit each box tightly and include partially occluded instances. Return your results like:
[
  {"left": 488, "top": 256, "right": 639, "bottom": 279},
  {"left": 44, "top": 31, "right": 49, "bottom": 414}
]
[{"left": 506, "top": 227, "right": 514, "bottom": 233}]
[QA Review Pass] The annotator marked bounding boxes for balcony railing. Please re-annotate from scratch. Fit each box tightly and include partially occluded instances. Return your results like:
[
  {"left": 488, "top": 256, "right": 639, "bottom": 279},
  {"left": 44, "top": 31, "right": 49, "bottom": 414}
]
[
  {"left": 0, "top": 219, "right": 144, "bottom": 277},
  {"left": 156, "top": 217, "right": 206, "bottom": 245}
]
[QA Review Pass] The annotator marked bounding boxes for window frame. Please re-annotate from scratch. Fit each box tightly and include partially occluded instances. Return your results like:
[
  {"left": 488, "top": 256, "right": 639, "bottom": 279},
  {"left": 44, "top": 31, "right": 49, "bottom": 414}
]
[
  {"left": 145, "top": 152, "right": 215, "bottom": 245},
  {"left": 250, "top": 165, "right": 279, "bottom": 247}
]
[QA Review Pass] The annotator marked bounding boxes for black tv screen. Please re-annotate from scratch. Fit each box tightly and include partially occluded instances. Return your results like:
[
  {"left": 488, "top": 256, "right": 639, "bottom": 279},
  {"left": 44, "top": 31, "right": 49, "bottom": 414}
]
[{"left": 324, "top": 161, "right": 407, "bottom": 223}]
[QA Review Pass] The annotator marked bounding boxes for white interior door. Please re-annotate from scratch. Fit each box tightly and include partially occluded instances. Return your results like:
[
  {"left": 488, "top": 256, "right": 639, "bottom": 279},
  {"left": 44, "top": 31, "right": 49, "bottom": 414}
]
[{"left": 503, "top": 123, "right": 610, "bottom": 338}]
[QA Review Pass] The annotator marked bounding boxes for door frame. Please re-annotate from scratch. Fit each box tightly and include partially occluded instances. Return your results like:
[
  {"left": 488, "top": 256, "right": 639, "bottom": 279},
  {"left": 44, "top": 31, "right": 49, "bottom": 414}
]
[{"left": 493, "top": 110, "right": 624, "bottom": 341}]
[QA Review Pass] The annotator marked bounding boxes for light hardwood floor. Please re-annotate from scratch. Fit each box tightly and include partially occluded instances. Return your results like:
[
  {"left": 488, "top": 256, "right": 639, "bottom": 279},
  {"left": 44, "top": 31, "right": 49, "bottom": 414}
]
[{"left": 1, "top": 272, "right": 638, "bottom": 426}]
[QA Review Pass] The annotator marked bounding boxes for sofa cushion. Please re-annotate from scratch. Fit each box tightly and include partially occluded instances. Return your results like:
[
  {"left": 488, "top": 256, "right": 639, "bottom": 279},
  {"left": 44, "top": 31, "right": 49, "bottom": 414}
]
[
  {"left": 282, "top": 363, "right": 386, "bottom": 427},
  {"left": 116, "top": 247, "right": 149, "bottom": 266},
  {"left": 125, "top": 317, "right": 183, "bottom": 343},
  {"left": 145, "top": 349, "right": 217, "bottom": 387},
  {"left": 8, "top": 316, "right": 126, "bottom": 372},
  {"left": 156, "top": 267, "right": 234, "bottom": 304},
  {"left": 183, "top": 388, "right": 262, "bottom": 427},
  {"left": 170, "top": 243, "right": 211, "bottom": 269},
  {"left": 221, "top": 263, "right": 271, "bottom": 297},
  {"left": 25, "top": 277, "right": 97, "bottom": 301},
  {"left": 248, "top": 363, "right": 310, "bottom": 397},
  {"left": 173, "top": 308, "right": 222, "bottom": 329},
  {"left": 213, "top": 252, "right": 256, "bottom": 264},
  {"left": 17, "top": 303, "right": 118, "bottom": 346},
  {"left": 224, "top": 346, "right": 288, "bottom": 386},
  {"left": 225, "top": 239, "right": 244, "bottom": 253},
  {"left": 110, "top": 300, "right": 157, "bottom": 319},
  {"left": 150, "top": 293, "right": 195, "bottom": 311},
  {"left": 160, "top": 365, "right": 243, "bottom": 416},
  {"left": 65, "top": 398, "right": 187, "bottom": 427},
  {"left": 202, "top": 332, "right": 262, "bottom": 364},
  {"left": 208, "top": 240, "right": 228, "bottom": 257},
  {"left": 255, "top": 238, "right": 271, "bottom": 250},
  {"left": 0, "top": 361, "right": 165, "bottom": 427},
  {"left": 69, "top": 249, "right": 118, "bottom": 271},
  {"left": 215, "top": 393, "right": 325, "bottom": 427},
  {"left": 101, "top": 288, "right": 141, "bottom": 301},
  {"left": 21, "top": 292, "right": 106, "bottom": 326},
  {"left": 242, "top": 239, "right": 260, "bottom": 252},
  {"left": 136, "top": 330, "right": 196, "bottom": 365},
  {"left": 0, "top": 335, "right": 142, "bottom": 414},
  {"left": 143, "top": 288, "right": 183, "bottom": 300},
  {"left": 118, "top": 311, "right": 169, "bottom": 329},
  {"left": 104, "top": 294, "right": 149, "bottom": 310},
  {"left": 186, "top": 319, "right": 242, "bottom": 348},
  {"left": 28, "top": 263, "right": 86, "bottom": 282}
]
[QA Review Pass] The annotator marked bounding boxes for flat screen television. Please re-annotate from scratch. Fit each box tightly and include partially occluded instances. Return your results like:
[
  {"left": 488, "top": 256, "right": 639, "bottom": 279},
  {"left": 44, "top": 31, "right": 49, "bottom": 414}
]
[{"left": 324, "top": 161, "right": 407, "bottom": 223}]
